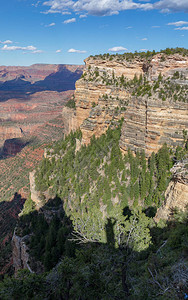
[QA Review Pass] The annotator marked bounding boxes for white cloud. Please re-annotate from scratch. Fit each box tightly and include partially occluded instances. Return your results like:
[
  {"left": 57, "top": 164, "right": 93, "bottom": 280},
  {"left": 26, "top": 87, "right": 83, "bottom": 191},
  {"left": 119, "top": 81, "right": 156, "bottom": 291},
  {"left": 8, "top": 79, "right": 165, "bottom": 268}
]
[
  {"left": 153, "top": 0, "right": 188, "bottom": 13},
  {"left": 0, "top": 40, "right": 13, "bottom": 44},
  {"left": 141, "top": 37, "right": 148, "bottom": 40},
  {"left": 152, "top": 25, "right": 160, "bottom": 28},
  {"left": 43, "top": 0, "right": 140, "bottom": 16},
  {"left": 175, "top": 26, "right": 188, "bottom": 30},
  {"left": 79, "top": 14, "right": 87, "bottom": 18},
  {"left": 167, "top": 21, "right": 188, "bottom": 26},
  {"left": 68, "top": 48, "right": 86, "bottom": 53},
  {"left": 56, "top": 49, "right": 62, "bottom": 53},
  {"left": 63, "top": 18, "right": 76, "bottom": 24},
  {"left": 42, "top": 0, "right": 188, "bottom": 16},
  {"left": 1, "top": 44, "right": 43, "bottom": 53},
  {"left": 108, "top": 46, "right": 127, "bottom": 52},
  {"left": 45, "top": 22, "right": 56, "bottom": 27},
  {"left": 32, "top": 50, "right": 44, "bottom": 53},
  {"left": 125, "top": 26, "right": 132, "bottom": 29}
]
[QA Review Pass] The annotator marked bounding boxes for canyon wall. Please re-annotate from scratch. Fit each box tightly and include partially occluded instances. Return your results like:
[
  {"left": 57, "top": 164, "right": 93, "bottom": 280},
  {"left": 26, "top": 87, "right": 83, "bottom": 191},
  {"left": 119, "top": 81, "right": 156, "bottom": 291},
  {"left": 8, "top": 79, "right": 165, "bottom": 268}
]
[
  {"left": 119, "top": 97, "right": 188, "bottom": 156},
  {"left": 0, "top": 63, "right": 83, "bottom": 155},
  {"left": 0, "top": 64, "right": 83, "bottom": 86},
  {"left": 74, "top": 80, "right": 129, "bottom": 144},
  {"left": 85, "top": 53, "right": 188, "bottom": 80},
  {"left": 69, "top": 53, "right": 188, "bottom": 154},
  {"left": 155, "top": 159, "right": 188, "bottom": 221}
]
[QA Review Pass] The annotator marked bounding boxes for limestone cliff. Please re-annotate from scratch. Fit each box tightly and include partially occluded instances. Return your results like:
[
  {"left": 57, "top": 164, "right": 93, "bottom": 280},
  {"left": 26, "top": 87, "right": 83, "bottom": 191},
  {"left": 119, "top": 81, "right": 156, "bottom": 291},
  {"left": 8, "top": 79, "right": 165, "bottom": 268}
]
[
  {"left": 85, "top": 53, "right": 188, "bottom": 80},
  {"left": 155, "top": 159, "right": 188, "bottom": 221},
  {"left": 65, "top": 52, "right": 188, "bottom": 154},
  {"left": 119, "top": 97, "right": 188, "bottom": 156}
]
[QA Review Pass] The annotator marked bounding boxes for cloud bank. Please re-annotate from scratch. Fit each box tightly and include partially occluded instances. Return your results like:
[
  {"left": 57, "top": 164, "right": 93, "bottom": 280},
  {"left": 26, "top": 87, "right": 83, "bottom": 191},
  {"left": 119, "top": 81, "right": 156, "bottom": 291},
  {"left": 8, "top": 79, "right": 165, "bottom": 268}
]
[{"left": 43, "top": 0, "right": 188, "bottom": 16}]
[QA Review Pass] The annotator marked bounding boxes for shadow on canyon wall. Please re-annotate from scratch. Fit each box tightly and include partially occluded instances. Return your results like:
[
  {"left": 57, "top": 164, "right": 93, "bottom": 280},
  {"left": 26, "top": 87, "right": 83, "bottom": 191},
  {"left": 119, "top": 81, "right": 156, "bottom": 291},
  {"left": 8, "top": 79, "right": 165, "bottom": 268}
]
[
  {"left": 0, "top": 65, "right": 83, "bottom": 102},
  {"left": 0, "top": 193, "right": 26, "bottom": 276}
]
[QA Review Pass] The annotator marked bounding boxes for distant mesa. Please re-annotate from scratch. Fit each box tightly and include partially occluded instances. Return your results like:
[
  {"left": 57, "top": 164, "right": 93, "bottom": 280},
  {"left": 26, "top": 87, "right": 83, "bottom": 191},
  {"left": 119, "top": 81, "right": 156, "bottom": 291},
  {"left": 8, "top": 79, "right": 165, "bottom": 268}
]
[{"left": 0, "top": 64, "right": 84, "bottom": 101}]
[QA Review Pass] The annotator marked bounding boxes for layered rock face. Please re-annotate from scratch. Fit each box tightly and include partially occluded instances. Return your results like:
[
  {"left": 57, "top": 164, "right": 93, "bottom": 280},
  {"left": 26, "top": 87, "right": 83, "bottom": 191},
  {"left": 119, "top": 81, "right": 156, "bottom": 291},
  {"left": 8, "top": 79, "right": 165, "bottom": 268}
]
[
  {"left": 74, "top": 80, "right": 129, "bottom": 144},
  {"left": 85, "top": 57, "right": 144, "bottom": 79},
  {"left": 149, "top": 53, "right": 188, "bottom": 80},
  {"left": 119, "top": 97, "right": 188, "bottom": 156},
  {"left": 62, "top": 106, "right": 77, "bottom": 135},
  {"left": 155, "top": 159, "right": 188, "bottom": 221},
  {"left": 70, "top": 53, "right": 188, "bottom": 153},
  {"left": 85, "top": 53, "right": 188, "bottom": 80}
]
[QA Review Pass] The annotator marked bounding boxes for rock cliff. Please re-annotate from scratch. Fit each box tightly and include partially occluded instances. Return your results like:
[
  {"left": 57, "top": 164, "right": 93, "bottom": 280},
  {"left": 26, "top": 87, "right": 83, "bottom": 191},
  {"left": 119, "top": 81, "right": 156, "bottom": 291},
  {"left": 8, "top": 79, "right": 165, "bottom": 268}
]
[
  {"left": 85, "top": 53, "right": 188, "bottom": 80},
  {"left": 74, "top": 79, "right": 129, "bottom": 144},
  {"left": 12, "top": 230, "right": 33, "bottom": 274},
  {"left": 119, "top": 97, "right": 188, "bottom": 156},
  {"left": 66, "top": 52, "right": 188, "bottom": 154},
  {"left": 155, "top": 158, "right": 188, "bottom": 221},
  {"left": 29, "top": 171, "right": 43, "bottom": 209}
]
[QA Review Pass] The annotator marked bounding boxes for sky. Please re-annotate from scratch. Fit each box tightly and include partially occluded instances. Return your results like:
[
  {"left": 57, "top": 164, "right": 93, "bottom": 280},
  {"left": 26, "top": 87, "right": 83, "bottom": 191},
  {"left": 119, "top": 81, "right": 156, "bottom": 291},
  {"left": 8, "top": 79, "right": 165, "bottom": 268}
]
[{"left": 0, "top": 0, "right": 188, "bottom": 66}]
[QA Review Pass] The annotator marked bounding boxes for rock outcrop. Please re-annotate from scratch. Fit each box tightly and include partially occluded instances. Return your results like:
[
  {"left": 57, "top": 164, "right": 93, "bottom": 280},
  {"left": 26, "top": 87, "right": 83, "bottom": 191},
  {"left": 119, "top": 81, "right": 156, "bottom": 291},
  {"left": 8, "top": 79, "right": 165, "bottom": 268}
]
[
  {"left": 119, "top": 97, "right": 188, "bottom": 156},
  {"left": 62, "top": 106, "right": 77, "bottom": 135},
  {"left": 12, "top": 230, "right": 33, "bottom": 274},
  {"left": 155, "top": 159, "right": 188, "bottom": 221},
  {"left": 85, "top": 53, "right": 188, "bottom": 80},
  {"left": 29, "top": 171, "right": 44, "bottom": 209},
  {"left": 67, "top": 53, "right": 188, "bottom": 153},
  {"left": 149, "top": 53, "right": 188, "bottom": 80}
]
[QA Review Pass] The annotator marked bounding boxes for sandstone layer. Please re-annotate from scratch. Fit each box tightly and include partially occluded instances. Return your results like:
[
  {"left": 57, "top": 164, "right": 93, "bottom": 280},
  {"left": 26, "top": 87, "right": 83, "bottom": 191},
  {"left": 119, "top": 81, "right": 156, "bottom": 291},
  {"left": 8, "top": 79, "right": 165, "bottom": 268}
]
[
  {"left": 85, "top": 53, "right": 188, "bottom": 80},
  {"left": 119, "top": 97, "right": 188, "bottom": 156},
  {"left": 67, "top": 53, "right": 188, "bottom": 154},
  {"left": 73, "top": 80, "right": 129, "bottom": 144}
]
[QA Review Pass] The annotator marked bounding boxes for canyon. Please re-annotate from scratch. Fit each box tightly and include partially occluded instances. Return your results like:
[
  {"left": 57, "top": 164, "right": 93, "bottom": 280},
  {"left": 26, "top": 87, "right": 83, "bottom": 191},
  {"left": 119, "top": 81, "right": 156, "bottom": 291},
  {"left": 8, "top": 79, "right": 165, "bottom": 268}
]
[
  {"left": 0, "top": 51, "right": 188, "bottom": 277},
  {"left": 0, "top": 64, "right": 83, "bottom": 274},
  {"left": 0, "top": 64, "right": 83, "bottom": 156}
]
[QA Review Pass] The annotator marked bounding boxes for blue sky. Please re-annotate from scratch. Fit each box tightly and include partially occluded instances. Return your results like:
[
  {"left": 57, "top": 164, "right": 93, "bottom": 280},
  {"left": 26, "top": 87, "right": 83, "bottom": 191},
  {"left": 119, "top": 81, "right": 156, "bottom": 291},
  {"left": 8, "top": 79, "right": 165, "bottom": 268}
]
[{"left": 0, "top": 0, "right": 188, "bottom": 66}]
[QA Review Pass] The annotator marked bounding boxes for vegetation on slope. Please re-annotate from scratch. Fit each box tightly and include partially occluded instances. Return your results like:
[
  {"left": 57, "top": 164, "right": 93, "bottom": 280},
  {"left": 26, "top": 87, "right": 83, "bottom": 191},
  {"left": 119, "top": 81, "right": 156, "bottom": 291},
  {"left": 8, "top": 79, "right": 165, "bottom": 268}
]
[
  {"left": 81, "top": 68, "right": 187, "bottom": 103},
  {"left": 35, "top": 123, "right": 175, "bottom": 216},
  {"left": 0, "top": 198, "right": 188, "bottom": 299},
  {"left": 90, "top": 47, "right": 188, "bottom": 61},
  {"left": 0, "top": 124, "right": 187, "bottom": 298}
]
